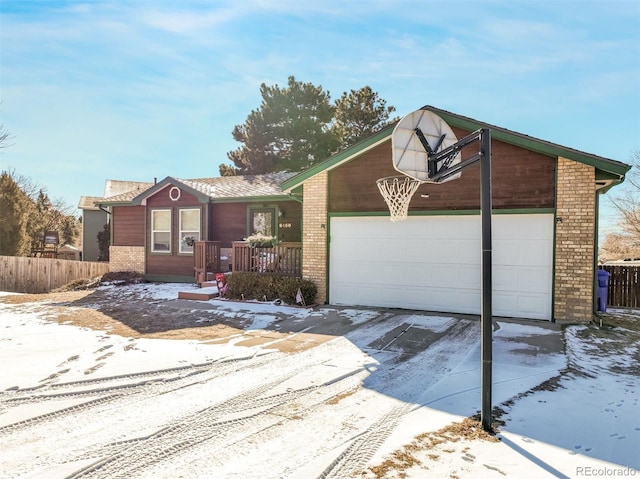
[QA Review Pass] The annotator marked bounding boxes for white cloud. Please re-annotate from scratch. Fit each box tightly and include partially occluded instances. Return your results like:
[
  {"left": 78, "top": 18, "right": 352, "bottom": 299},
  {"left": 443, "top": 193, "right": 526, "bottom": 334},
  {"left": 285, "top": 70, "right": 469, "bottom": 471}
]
[{"left": 0, "top": 0, "right": 638, "bottom": 209}]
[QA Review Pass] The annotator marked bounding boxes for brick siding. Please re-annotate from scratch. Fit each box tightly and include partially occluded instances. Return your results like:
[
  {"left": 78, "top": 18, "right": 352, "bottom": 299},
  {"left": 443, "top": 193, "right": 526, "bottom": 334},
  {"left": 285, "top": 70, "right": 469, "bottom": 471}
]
[
  {"left": 302, "top": 172, "right": 328, "bottom": 303},
  {"left": 109, "top": 246, "right": 145, "bottom": 274},
  {"left": 554, "top": 157, "right": 595, "bottom": 322}
]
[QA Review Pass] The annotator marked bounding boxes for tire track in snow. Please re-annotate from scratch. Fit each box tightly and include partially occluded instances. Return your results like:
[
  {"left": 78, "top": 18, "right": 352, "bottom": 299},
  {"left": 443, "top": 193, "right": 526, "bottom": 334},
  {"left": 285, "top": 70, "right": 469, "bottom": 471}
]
[
  {"left": 2, "top": 354, "right": 262, "bottom": 399},
  {"left": 318, "top": 403, "right": 414, "bottom": 479},
  {"left": 315, "top": 319, "right": 480, "bottom": 479},
  {"left": 65, "top": 368, "right": 367, "bottom": 479},
  {"left": 1, "top": 338, "right": 363, "bottom": 477},
  {"left": 0, "top": 355, "right": 275, "bottom": 434}
]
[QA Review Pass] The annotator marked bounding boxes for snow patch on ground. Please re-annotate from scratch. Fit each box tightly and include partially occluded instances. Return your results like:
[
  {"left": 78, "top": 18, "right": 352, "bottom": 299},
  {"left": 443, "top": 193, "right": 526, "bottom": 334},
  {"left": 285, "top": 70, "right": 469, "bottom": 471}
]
[{"left": 0, "top": 283, "right": 638, "bottom": 478}]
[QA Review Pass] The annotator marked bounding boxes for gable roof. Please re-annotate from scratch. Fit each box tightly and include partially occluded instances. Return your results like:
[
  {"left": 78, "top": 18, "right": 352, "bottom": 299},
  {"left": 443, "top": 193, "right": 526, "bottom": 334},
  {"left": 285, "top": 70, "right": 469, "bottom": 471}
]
[
  {"left": 97, "top": 172, "right": 297, "bottom": 206},
  {"left": 281, "top": 105, "right": 631, "bottom": 193}
]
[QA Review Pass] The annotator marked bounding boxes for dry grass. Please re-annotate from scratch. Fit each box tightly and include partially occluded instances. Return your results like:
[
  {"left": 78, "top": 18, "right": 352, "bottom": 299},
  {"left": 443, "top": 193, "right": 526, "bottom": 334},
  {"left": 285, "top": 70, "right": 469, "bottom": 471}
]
[
  {"left": 597, "top": 312, "right": 640, "bottom": 332},
  {"left": 0, "top": 286, "right": 332, "bottom": 353},
  {"left": 0, "top": 290, "right": 94, "bottom": 305},
  {"left": 326, "top": 387, "right": 358, "bottom": 405},
  {"left": 366, "top": 417, "right": 498, "bottom": 478}
]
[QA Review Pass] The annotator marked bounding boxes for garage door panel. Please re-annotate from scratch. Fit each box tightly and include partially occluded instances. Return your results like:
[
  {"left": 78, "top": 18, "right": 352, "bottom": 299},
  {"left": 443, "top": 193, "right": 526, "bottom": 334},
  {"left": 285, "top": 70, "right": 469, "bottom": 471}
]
[
  {"left": 405, "top": 238, "right": 433, "bottom": 258},
  {"left": 457, "top": 264, "right": 481, "bottom": 288},
  {"left": 330, "top": 215, "right": 553, "bottom": 320},
  {"left": 519, "top": 240, "right": 553, "bottom": 266},
  {"left": 458, "top": 240, "right": 481, "bottom": 263},
  {"left": 493, "top": 240, "right": 552, "bottom": 267},
  {"left": 493, "top": 214, "right": 553, "bottom": 240},
  {"left": 430, "top": 288, "right": 479, "bottom": 314},
  {"left": 330, "top": 239, "right": 360, "bottom": 258},
  {"left": 493, "top": 266, "right": 550, "bottom": 294},
  {"left": 425, "top": 264, "right": 459, "bottom": 288},
  {"left": 493, "top": 240, "right": 520, "bottom": 265},
  {"left": 516, "top": 267, "right": 552, "bottom": 293},
  {"left": 517, "top": 295, "right": 549, "bottom": 318}
]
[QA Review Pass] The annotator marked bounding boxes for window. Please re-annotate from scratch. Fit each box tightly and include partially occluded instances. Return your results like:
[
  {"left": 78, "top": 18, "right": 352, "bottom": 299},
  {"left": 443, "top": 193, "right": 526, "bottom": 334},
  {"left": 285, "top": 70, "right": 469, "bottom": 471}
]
[
  {"left": 179, "top": 208, "right": 201, "bottom": 254},
  {"left": 151, "top": 209, "right": 171, "bottom": 253},
  {"left": 249, "top": 208, "right": 276, "bottom": 237}
]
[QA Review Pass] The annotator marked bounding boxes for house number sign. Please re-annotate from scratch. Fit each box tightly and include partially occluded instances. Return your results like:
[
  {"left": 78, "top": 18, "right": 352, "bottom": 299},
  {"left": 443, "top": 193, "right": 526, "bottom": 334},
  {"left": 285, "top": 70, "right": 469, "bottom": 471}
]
[
  {"left": 279, "top": 222, "right": 292, "bottom": 229},
  {"left": 169, "top": 187, "right": 181, "bottom": 201}
]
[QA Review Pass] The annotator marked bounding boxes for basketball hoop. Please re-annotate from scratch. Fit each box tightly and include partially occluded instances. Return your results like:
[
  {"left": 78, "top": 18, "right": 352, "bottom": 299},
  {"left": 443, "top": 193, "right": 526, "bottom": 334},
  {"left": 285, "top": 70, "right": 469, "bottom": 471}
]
[{"left": 376, "top": 175, "right": 422, "bottom": 222}]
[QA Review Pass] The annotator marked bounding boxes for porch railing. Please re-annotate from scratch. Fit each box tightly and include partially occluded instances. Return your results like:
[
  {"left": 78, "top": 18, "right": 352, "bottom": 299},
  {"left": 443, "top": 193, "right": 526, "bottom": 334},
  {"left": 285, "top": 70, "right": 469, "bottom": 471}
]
[
  {"left": 194, "top": 241, "right": 221, "bottom": 283},
  {"left": 232, "top": 241, "right": 302, "bottom": 277}
]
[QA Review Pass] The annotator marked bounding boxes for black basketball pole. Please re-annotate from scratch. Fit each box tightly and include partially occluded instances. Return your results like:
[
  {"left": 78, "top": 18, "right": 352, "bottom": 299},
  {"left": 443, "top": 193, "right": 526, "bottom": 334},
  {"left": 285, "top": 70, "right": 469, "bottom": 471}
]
[
  {"left": 413, "top": 125, "right": 493, "bottom": 430},
  {"left": 480, "top": 128, "right": 493, "bottom": 431}
]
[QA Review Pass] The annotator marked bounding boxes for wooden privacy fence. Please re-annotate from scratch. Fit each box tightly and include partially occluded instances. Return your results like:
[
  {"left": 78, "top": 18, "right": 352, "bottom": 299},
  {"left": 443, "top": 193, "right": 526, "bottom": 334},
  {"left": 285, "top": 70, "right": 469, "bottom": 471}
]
[
  {"left": 601, "top": 265, "right": 640, "bottom": 308},
  {"left": 0, "top": 256, "right": 110, "bottom": 294}
]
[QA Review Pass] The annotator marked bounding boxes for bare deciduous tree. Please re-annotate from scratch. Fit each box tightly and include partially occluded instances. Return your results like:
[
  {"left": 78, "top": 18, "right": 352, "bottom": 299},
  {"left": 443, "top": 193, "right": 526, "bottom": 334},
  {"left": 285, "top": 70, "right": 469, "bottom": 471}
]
[
  {"left": 602, "top": 148, "right": 640, "bottom": 261},
  {"left": 0, "top": 125, "right": 10, "bottom": 147}
]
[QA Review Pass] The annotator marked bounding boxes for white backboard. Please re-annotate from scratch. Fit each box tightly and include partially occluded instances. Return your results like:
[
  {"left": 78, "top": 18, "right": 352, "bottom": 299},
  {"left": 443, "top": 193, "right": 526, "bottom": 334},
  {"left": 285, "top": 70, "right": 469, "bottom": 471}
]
[{"left": 391, "top": 109, "right": 462, "bottom": 182}]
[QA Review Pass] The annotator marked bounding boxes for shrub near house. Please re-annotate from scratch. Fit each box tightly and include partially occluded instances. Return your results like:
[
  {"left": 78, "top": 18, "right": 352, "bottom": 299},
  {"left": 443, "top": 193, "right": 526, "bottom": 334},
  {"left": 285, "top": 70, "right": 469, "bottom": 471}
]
[{"left": 226, "top": 272, "right": 317, "bottom": 305}]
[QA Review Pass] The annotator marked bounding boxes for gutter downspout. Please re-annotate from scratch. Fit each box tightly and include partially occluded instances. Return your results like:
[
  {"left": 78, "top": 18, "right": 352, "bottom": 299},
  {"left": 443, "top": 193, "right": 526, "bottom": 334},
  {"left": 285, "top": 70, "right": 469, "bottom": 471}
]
[{"left": 594, "top": 190, "right": 601, "bottom": 321}]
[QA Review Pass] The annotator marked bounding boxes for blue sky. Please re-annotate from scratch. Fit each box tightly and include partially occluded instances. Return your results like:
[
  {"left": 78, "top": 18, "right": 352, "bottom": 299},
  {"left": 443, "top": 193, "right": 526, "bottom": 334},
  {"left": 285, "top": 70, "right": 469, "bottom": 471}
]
[{"left": 1, "top": 0, "right": 639, "bottom": 233}]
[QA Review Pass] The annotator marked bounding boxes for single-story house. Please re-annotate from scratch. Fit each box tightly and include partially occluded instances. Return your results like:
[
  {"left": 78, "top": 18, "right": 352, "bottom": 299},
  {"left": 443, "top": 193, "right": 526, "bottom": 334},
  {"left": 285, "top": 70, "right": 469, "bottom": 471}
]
[
  {"left": 280, "top": 105, "right": 630, "bottom": 323},
  {"left": 96, "top": 172, "right": 303, "bottom": 282},
  {"left": 99, "top": 105, "right": 629, "bottom": 323}
]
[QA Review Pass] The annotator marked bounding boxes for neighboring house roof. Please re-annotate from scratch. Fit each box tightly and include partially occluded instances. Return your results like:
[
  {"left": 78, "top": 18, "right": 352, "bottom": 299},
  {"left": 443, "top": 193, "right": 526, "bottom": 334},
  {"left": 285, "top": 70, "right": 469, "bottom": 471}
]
[
  {"left": 78, "top": 196, "right": 104, "bottom": 211},
  {"left": 96, "top": 188, "right": 151, "bottom": 205},
  {"left": 281, "top": 105, "right": 631, "bottom": 193},
  {"left": 104, "top": 180, "right": 155, "bottom": 198},
  {"left": 97, "top": 172, "right": 298, "bottom": 206},
  {"left": 58, "top": 244, "right": 80, "bottom": 252},
  {"left": 79, "top": 180, "right": 155, "bottom": 209}
]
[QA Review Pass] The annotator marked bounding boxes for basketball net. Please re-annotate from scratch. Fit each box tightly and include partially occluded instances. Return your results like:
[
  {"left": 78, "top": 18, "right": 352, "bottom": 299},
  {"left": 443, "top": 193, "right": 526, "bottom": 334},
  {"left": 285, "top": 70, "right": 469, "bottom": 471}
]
[{"left": 376, "top": 176, "right": 422, "bottom": 222}]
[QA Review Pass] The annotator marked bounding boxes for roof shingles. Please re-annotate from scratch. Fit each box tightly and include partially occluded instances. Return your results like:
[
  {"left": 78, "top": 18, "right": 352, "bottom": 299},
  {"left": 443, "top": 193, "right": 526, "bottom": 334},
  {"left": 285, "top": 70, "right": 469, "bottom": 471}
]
[{"left": 97, "top": 172, "right": 296, "bottom": 206}]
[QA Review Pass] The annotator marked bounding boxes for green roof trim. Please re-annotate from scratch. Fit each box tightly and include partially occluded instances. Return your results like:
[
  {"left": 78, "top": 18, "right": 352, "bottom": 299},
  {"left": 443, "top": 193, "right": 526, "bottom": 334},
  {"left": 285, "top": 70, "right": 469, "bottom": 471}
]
[
  {"left": 426, "top": 106, "right": 630, "bottom": 177},
  {"left": 281, "top": 105, "right": 630, "bottom": 192},
  {"left": 281, "top": 122, "right": 396, "bottom": 192},
  {"left": 209, "top": 195, "right": 294, "bottom": 204}
]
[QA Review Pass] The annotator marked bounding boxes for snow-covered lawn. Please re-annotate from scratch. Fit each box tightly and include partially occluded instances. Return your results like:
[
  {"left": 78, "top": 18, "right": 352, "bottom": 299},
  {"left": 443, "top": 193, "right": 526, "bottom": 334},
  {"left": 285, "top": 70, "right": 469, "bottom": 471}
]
[{"left": 0, "top": 285, "right": 638, "bottom": 478}]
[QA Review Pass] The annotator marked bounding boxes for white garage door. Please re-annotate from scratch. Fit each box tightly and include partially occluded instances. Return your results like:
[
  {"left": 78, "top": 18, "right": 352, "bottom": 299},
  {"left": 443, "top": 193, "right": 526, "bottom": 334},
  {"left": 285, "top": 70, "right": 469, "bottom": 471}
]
[{"left": 329, "top": 214, "right": 553, "bottom": 320}]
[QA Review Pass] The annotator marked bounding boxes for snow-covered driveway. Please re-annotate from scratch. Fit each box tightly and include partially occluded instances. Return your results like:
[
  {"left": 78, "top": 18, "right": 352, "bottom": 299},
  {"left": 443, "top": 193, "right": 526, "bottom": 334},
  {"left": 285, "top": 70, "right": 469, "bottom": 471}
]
[{"left": 0, "top": 285, "right": 637, "bottom": 478}]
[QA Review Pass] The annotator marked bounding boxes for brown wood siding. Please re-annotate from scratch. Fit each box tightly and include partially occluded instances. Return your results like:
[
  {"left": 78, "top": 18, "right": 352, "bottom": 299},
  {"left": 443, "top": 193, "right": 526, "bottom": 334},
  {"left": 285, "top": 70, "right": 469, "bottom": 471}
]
[
  {"left": 209, "top": 201, "right": 302, "bottom": 248},
  {"left": 276, "top": 201, "right": 302, "bottom": 243},
  {"left": 210, "top": 203, "right": 247, "bottom": 248},
  {"left": 329, "top": 127, "right": 556, "bottom": 213},
  {"left": 145, "top": 186, "right": 206, "bottom": 277},
  {"left": 146, "top": 186, "right": 201, "bottom": 208},
  {"left": 112, "top": 206, "right": 145, "bottom": 246},
  {"left": 146, "top": 252, "right": 194, "bottom": 277}
]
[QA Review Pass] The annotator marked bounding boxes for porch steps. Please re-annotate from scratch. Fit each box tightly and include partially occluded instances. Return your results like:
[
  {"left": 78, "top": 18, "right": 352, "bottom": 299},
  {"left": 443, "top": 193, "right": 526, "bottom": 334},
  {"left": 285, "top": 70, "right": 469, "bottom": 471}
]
[{"left": 178, "top": 286, "right": 219, "bottom": 301}]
